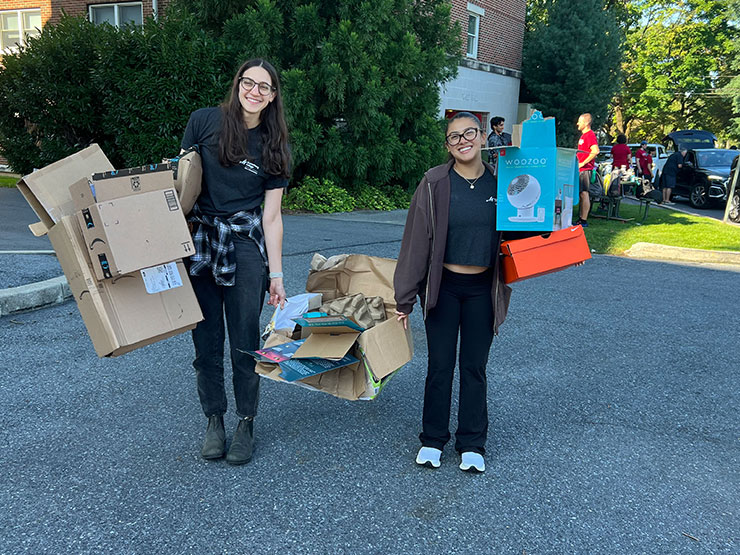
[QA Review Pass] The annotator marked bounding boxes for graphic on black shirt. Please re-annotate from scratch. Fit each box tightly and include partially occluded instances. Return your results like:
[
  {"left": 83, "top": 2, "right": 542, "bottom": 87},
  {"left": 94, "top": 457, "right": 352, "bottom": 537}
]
[{"left": 181, "top": 107, "right": 288, "bottom": 217}]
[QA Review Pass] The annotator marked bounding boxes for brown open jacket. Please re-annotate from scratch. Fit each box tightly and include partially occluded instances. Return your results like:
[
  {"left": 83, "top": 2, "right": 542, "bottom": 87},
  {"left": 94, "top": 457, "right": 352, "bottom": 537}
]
[{"left": 394, "top": 159, "right": 533, "bottom": 335}]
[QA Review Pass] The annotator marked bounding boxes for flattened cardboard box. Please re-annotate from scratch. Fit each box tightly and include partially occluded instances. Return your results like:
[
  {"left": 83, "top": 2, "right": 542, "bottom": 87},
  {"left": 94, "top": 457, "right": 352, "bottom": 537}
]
[
  {"left": 255, "top": 255, "right": 413, "bottom": 401},
  {"left": 50, "top": 215, "right": 203, "bottom": 357}
]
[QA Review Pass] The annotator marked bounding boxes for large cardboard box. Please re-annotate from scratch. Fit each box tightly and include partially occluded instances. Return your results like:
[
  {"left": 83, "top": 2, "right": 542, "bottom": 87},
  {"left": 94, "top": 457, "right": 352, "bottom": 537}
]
[
  {"left": 496, "top": 111, "right": 580, "bottom": 232},
  {"left": 71, "top": 166, "right": 194, "bottom": 280},
  {"left": 50, "top": 216, "right": 202, "bottom": 356},
  {"left": 255, "top": 255, "right": 414, "bottom": 401},
  {"left": 17, "top": 144, "right": 203, "bottom": 357}
]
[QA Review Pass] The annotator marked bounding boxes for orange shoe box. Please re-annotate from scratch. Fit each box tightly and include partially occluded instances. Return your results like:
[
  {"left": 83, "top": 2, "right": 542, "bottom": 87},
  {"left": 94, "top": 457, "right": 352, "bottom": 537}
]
[{"left": 500, "top": 225, "right": 591, "bottom": 283}]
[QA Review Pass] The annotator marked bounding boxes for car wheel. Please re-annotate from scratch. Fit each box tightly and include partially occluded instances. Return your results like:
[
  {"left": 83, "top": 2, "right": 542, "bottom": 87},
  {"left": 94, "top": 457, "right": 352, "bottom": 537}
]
[
  {"left": 653, "top": 170, "right": 661, "bottom": 188},
  {"left": 689, "top": 182, "right": 709, "bottom": 208},
  {"left": 729, "top": 192, "right": 740, "bottom": 223}
]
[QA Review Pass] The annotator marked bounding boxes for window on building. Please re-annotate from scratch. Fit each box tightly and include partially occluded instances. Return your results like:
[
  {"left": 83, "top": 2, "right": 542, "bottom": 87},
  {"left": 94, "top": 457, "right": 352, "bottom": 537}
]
[
  {"left": 0, "top": 9, "right": 42, "bottom": 52},
  {"left": 90, "top": 3, "right": 144, "bottom": 27},
  {"left": 465, "top": 3, "right": 485, "bottom": 59},
  {"left": 466, "top": 14, "right": 479, "bottom": 58}
]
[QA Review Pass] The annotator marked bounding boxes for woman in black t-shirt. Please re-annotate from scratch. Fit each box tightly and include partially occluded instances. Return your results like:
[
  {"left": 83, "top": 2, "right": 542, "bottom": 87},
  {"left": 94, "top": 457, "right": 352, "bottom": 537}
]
[{"left": 181, "top": 58, "right": 290, "bottom": 465}]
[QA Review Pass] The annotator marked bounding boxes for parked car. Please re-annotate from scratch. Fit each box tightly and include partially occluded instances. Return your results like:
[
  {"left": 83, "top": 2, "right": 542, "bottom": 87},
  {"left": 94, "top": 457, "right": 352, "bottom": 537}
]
[
  {"left": 663, "top": 130, "right": 717, "bottom": 151},
  {"left": 595, "top": 145, "right": 612, "bottom": 165},
  {"left": 670, "top": 148, "right": 736, "bottom": 208}
]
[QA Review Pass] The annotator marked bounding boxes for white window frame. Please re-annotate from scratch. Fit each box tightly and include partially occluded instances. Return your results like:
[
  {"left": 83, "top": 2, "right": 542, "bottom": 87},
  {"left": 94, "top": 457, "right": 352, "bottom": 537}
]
[
  {"left": 466, "top": 4, "right": 484, "bottom": 59},
  {"left": 89, "top": 2, "right": 144, "bottom": 28},
  {"left": 0, "top": 8, "right": 42, "bottom": 53}
]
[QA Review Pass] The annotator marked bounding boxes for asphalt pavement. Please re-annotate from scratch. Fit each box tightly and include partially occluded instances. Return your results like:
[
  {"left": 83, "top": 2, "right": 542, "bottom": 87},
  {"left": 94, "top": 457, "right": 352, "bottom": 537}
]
[{"left": 1, "top": 192, "right": 739, "bottom": 554}]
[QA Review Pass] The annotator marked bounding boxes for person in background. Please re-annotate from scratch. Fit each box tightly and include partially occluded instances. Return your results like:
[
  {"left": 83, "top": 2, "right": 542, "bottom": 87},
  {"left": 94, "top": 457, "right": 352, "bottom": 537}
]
[
  {"left": 575, "top": 113, "right": 599, "bottom": 227},
  {"left": 181, "top": 58, "right": 290, "bottom": 465},
  {"left": 610, "top": 133, "right": 631, "bottom": 195},
  {"left": 394, "top": 112, "right": 528, "bottom": 474},
  {"left": 662, "top": 145, "right": 687, "bottom": 205},
  {"left": 635, "top": 140, "right": 653, "bottom": 182},
  {"left": 486, "top": 116, "right": 512, "bottom": 175}
]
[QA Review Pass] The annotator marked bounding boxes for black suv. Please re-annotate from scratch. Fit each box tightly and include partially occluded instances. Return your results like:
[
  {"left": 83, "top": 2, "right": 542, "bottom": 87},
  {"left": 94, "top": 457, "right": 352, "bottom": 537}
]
[
  {"left": 664, "top": 130, "right": 717, "bottom": 151},
  {"left": 672, "top": 149, "right": 736, "bottom": 208}
]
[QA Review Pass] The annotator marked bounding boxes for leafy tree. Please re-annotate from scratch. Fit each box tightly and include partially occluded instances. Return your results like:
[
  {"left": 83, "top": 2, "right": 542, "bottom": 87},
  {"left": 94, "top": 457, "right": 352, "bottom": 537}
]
[
  {"left": 722, "top": 0, "right": 740, "bottom": 143},
  {"left": 178, "top": 0, "right": 460, "bottom": 188},
  {"left": 610, "top": 0, "right": 735, "bottom": 144},
  {"left": 522, "top": 0, "right": 623, "bottom": 145},
  {"left": 0, "top": 0, "right": 460, "bottom": 192}
]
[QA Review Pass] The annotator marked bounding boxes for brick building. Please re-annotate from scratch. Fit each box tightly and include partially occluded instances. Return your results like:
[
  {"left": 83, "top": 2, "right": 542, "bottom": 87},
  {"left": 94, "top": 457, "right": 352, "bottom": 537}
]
[
  {"left": 0, "top": 0, "right": 170, "bottom": 52},
  {"left": 444, "top": 0, "right": 526, "bottom": 133}
]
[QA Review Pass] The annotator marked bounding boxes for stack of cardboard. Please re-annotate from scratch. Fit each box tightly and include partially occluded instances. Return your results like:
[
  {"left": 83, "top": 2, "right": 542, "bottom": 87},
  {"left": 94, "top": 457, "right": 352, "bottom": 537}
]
[
  {"left": 254, "top": 254, "right": 414, "bottom": 401},
  {"left": 18, "top": 145, "right": 203, "bottom": 357}
]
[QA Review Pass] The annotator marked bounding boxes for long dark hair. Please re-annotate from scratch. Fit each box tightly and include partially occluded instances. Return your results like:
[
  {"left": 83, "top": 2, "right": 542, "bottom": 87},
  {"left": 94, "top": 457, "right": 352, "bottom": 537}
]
[{"left": 218, "top": 59, "right": 291, "bottom": 178}]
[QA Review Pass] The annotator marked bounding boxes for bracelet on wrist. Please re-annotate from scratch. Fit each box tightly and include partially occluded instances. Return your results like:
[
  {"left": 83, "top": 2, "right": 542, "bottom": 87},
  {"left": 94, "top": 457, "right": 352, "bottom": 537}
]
[{"left": 268, "top": 272, "right": 284, "bottom": 279}]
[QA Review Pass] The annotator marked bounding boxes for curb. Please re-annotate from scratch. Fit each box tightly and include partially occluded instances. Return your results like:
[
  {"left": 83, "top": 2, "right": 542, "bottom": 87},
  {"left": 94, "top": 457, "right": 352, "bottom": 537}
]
[
  {"left": 0, "top": 276, "right": 71, "bottom": 317},
  {"left": 624, "top": 242, "right": 740, "bottom": 266}
]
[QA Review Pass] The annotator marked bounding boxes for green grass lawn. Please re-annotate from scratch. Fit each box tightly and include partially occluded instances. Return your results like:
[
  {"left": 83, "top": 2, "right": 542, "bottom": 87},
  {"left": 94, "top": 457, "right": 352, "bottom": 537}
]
[
  {"left": 0, "top": 175, "right": 19, "bottom": 188},
  {"left": 581, "top": 203, "right": 740, "bottom": 254}
]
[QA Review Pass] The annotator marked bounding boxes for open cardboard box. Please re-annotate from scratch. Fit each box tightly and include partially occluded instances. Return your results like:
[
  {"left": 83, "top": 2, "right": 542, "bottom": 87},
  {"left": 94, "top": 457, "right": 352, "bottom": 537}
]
[
  {"left": 17, "top": 144, "right": 203, "bottom": 357},
  {"left": 255, "top": 254, "right": 414, "bottom": 401}
]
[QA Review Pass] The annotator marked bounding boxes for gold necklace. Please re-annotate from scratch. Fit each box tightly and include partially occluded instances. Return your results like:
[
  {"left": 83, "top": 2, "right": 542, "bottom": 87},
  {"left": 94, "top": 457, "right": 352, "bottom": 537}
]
[{"left": 456, "top": 168, "right": 483, "bottom": 189}]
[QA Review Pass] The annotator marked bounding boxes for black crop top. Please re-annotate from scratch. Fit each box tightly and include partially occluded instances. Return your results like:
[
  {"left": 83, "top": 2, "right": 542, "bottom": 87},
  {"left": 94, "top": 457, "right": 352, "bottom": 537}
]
[{"left": 444, "top": 168, "right": 499, "bottom": 267}]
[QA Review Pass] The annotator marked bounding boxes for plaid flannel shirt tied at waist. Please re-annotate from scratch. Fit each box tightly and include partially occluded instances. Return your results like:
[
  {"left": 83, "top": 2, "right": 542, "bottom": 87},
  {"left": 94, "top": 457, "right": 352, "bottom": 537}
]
[{"left": 187, "top": 205, "right": 268, "bottom": 286}]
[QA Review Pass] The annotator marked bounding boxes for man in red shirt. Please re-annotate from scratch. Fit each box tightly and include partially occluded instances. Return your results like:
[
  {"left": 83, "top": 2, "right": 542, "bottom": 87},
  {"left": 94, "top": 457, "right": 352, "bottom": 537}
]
[
  {"left": 575, "top": 113, "right": 599, "bottom": 227},
  {"left": 635, "top": 140, "right": 653, "bottom": 181}
]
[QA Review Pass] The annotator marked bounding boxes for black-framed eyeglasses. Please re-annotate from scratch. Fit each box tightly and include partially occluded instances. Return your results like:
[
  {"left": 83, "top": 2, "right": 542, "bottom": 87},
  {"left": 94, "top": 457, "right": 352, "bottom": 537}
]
[
  {"left": 446, "top": 127, "right": 480, "bottom": 146},
  {"left": 239, "top": 77, "right": 275, "bottom": 96}
]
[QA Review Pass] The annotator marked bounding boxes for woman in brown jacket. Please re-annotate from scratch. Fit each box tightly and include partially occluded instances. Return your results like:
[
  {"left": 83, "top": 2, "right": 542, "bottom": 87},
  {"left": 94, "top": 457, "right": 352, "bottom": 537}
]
[{"left": 393, "top": 112, "right": 513, "bottom": 473}]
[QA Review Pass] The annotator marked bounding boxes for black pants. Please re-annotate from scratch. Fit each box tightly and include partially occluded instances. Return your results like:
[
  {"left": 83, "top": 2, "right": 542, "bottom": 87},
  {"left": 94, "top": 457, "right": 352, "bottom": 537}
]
[
  {"left": 189, "top": 235, "right": 266, "bottom": 419},
  {"left": 421, "top": 268, "right": 495, "bottom": 455}
]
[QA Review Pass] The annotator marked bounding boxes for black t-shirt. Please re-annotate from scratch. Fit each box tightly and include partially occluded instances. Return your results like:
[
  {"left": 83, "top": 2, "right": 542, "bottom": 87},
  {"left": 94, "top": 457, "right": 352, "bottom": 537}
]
[
  {"left": 444, "top": 169, "right": 499, "bottom": 267},
  {"left": 181, "top": 107, "right": 288, "bottom": 217}
]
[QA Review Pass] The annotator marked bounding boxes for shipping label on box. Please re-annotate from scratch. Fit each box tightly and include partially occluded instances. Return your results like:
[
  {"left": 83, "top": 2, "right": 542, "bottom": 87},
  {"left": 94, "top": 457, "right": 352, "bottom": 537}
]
[{"left": 496, "top": 111, "right": 580, "bottom": 231}]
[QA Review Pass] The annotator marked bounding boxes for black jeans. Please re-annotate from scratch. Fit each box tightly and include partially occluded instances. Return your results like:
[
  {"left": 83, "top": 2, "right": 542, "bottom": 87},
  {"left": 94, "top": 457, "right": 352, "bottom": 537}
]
[
  {"left": 421, "top": 268, "right": 495, "bottom": 455},
  {"left": 189, "top": 235, "right": 266, "bottom": 419}
]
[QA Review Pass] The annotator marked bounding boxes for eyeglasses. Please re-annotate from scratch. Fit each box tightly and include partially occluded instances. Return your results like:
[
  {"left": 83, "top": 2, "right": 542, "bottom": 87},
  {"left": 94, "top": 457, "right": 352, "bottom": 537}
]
[
  {"left": 446, "top": 127, "right": 480, "bottom": 146},
  {"left": 239, "top": 77, "right": 275, "bottom": 96}
]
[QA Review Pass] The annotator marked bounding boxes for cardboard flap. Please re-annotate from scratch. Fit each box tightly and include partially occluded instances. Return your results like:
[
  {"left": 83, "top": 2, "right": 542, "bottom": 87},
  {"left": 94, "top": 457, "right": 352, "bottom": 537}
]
[
  {"left": 502, "top": 226, "right": 585, "bottom": 255},
  {"left": 69, "top": 178, "right": 96, "bottom": 212},
  {"left": 28, "top": 221, "right": 49, "bottom": 237},
  {"left": 17, "top": 144, "right": 113, "bottom": 227},
  {"left": 293, "top": 332, "right": 360, "bottom": 360},
  {"left": 306, "top": 254, "right": 397, "bottom": 304},
  {"left": 356, "top": 317, "right": 413, "bottom": 379}
]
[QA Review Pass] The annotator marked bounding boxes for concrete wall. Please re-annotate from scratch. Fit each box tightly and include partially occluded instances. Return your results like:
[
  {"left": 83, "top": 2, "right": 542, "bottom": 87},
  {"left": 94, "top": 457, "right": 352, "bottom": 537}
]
[{"left": 439, "top": 65, "right": 521, "bottom": 133}]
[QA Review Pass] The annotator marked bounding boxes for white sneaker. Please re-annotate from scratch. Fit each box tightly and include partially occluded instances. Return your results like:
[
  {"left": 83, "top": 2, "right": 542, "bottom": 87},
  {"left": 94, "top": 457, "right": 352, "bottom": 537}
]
[
  {"left": 459, "top": 451, "right": 485, "bottom": 473},
  {"left": 415, "top": 446, "right": 442, "bottom": 468}
]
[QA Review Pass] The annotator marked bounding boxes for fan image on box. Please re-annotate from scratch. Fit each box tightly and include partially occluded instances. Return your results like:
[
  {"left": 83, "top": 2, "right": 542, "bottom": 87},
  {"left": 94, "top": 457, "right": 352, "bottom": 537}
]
[{"left": 507, "top": 174, "right": 545, "bottom": 223}]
